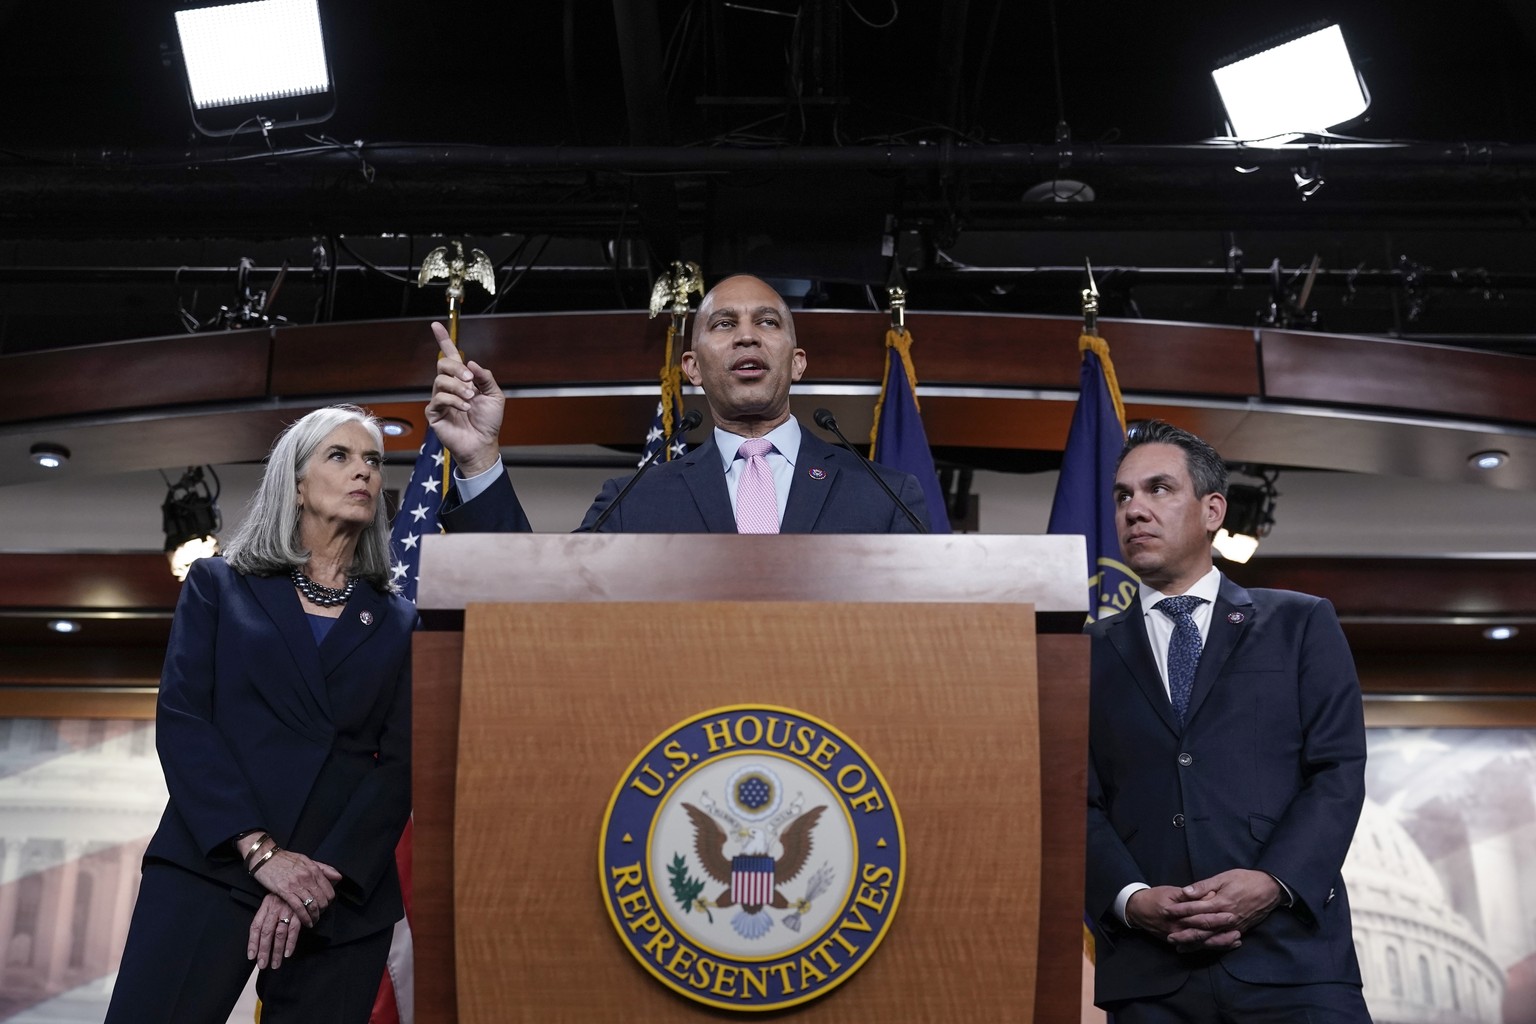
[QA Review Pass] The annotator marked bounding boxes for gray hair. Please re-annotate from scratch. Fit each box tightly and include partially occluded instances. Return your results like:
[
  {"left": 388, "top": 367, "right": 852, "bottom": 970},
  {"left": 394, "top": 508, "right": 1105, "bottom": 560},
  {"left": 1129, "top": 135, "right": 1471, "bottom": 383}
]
[
  {"left": 222, "top": 405, "right": 396, "bottom": 592},
  {"left": 1119, "top": 419, "right": 1229, "bottom": 499}
]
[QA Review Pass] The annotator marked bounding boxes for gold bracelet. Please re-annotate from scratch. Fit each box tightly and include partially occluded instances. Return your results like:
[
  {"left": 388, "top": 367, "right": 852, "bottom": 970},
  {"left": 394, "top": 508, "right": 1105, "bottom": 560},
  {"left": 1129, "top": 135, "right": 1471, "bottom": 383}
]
[
  {"left": 248, "top": 846, "right": 281, "bottom": 876},
  {"left": 241, "top": 832, "right": 270, "bottom": 864}
]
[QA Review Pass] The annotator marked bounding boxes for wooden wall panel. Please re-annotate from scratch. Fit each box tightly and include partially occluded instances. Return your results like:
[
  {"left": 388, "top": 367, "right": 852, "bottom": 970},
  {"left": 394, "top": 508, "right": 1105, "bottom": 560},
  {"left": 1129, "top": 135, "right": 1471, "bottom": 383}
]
[
  {"left": 0, "top": 553, "right": 183, "bottom": 610},
  {"left": 1035, "top": 634, "right": 1091, "bottom": 1024},
  {"left": 1224, "top": 557, "right": 1536, "bottom": 617},
  {"left": 1262, "top": 329, "right": 1536, "bottom": 426},
  {"left": 0, "top": 331, "right": 270, "bottom": 425},
  {"left": 413, "top": 632, "right": 465, "bottom": 1024}
]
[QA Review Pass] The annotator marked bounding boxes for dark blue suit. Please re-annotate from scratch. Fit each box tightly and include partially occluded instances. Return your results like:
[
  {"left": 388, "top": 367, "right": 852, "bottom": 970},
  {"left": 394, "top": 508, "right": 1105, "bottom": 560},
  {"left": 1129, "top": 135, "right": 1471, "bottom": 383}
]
[
  {"left": 439, "top": 426, "right": 930, "bottom": 533},
  {"left": 108, "top": 557, "right": 414, "bottom": 1023},
  {"left": 1085, "top": 575, "right": 1366, "bottom": 1009}
]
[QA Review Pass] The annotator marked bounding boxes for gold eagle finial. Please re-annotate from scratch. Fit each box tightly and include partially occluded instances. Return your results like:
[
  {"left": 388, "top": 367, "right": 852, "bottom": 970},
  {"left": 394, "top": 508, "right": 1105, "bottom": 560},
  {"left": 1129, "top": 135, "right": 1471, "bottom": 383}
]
[
  {"left": 649, "top": 260, "right": 704, "bottom": 320},
  {"left": 418, "top": 240, "right": 496, "bottom": 303}
]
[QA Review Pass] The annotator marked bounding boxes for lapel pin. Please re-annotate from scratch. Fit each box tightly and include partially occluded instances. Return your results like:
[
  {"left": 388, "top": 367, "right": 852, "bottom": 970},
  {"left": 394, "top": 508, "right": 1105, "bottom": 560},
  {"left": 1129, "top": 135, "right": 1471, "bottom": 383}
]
[
  {"left": 808, "top": 467, "right": 826, "bottom": 480},
  {"left": 1227, "top": 611, "right": 1245, "bottom": 624},
  {"left": 359, "top": 610, "right": 374, "bottom": 626}
]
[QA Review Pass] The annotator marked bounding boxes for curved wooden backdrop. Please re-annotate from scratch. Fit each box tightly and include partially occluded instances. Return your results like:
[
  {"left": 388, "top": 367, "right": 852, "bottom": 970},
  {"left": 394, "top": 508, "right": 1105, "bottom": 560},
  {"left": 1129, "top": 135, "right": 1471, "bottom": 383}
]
[
  {"left": 3, "top": 309, "right": 1533, "bottom": 718},
  {"left": 1, "top": 311, "right": 1533, "bottom": 489}
]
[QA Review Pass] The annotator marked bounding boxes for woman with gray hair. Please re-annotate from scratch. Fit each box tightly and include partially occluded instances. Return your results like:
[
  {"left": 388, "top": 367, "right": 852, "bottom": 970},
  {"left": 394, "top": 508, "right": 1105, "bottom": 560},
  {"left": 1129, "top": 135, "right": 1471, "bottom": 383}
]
[{"left": 107, "top": 404, "right": 415, "bottom": 1024}]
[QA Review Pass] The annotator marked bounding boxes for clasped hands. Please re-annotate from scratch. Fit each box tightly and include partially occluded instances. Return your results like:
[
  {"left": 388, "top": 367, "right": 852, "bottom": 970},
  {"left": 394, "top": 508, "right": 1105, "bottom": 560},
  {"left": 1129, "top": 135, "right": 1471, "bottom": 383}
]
[
  {"left": 246, "top": 850, "right": 343, "bottom": 970},
  {"left": 1125, "top": 868, "right": 1283, "bottom": 953}
]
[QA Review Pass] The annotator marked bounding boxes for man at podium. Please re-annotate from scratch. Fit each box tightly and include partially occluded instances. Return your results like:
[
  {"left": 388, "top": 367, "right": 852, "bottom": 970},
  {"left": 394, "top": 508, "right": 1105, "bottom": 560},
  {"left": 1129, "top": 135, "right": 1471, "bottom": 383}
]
[
  {"left": 425, "top": 274, "right": 929, "bottom": 533},
  {"left": 1085, "top": 421, "right": 1368, "bottom": 1022}
]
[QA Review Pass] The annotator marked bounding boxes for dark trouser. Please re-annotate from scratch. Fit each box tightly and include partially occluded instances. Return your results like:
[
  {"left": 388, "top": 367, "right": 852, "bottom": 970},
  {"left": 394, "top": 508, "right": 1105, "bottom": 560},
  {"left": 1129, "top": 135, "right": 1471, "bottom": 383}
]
[
  {"left": 106, "top": 861, "right": 392, "bottom": 1024},
  {"left": 1106, "top": 963, "right": 1373, "bottom": 1024}
]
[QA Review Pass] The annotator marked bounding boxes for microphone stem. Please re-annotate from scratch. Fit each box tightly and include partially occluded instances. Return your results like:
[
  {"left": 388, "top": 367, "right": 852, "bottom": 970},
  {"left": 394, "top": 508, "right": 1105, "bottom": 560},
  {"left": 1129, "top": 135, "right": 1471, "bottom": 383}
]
[
  {"left": 586, "top": 417, "right": 696, "bottom": 532},
  {"left": 818, "top": 417, "right": 928, "bottom": 534}
]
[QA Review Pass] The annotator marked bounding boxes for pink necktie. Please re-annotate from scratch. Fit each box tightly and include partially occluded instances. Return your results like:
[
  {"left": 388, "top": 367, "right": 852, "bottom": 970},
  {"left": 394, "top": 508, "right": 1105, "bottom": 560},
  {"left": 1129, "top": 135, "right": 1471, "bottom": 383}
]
[{"left": 734, "top": 438, "right": 780, "bottom": 534}]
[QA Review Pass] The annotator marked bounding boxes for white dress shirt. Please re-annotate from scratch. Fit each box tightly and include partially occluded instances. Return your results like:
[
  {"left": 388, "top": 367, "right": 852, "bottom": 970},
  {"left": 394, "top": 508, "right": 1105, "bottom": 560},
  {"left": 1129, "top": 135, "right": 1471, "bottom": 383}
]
[
  {"left": 711, "top": 418, "right": 800, "bottom": 526},
  {"left": 452, "top": 417, "right": 804, "bottom": 527}
]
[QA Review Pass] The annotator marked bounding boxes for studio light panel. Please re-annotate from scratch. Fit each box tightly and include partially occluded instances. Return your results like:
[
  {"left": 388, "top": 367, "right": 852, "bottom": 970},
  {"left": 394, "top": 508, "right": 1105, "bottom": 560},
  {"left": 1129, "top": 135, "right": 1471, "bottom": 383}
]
[
  {"left": 175, "top": 0, "right": 331, "bottom": 110},
  {"left": 1213, "top": 24, "right": 1368, "bottom": 142}
]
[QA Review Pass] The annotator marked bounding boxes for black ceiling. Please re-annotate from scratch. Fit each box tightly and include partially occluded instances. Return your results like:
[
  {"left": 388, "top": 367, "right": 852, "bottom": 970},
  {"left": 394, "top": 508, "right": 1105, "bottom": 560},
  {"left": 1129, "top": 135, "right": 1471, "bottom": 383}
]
[{"left": 3, "top": 0, "right": 1536, "bottom": 354}]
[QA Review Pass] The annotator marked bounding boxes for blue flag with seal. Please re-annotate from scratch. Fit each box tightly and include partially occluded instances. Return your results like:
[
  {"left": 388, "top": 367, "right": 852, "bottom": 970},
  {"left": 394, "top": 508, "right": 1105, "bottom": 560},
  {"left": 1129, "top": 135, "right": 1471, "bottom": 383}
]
[
  {"left": 869, "top": 326, "right": 950, "bottom": 532},
  {"left": 1047, "top": 332, "right": 1136, "bottom": 623}
]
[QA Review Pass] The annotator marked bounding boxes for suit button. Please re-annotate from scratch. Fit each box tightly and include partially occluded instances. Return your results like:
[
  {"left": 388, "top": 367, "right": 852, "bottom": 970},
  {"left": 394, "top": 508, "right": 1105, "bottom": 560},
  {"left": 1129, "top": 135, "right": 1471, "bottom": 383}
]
[
  {"left": 1178, "top": 752, "right": 1193, "bottom": 766},
  {"left": 1172, "top": 814, "right": 1186, "bottom": 828}
]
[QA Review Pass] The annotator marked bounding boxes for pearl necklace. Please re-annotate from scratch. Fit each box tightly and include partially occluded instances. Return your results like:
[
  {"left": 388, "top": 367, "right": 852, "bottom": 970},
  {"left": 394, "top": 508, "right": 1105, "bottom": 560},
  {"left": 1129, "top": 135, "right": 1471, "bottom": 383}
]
[{"left": 290, "top": 568, "right": 357, "bottom": 607}]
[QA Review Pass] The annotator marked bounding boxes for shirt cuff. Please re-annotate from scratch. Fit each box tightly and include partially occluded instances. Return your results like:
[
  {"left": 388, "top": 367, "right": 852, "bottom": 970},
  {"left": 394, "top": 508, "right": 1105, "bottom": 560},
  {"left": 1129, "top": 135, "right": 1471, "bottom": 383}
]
[
  {"left": 1267, "top": 873, "right": 1296, "bottom": 908},
  {"left": 1115, "top": 882, "right": 1151, "bottom": 927},
  {"left": 454, "top": 458, "right": 505, "bottom": 504}
]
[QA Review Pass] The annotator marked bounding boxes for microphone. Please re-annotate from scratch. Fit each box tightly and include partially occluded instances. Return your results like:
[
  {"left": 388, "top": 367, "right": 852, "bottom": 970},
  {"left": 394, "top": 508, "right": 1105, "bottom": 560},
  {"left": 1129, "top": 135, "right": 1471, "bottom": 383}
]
[
  {"left": 585, "top": 409, "right": 704, "bottom": 532},
  {"left": 812, "top": 408, "right": 928, "bottom": 533}
]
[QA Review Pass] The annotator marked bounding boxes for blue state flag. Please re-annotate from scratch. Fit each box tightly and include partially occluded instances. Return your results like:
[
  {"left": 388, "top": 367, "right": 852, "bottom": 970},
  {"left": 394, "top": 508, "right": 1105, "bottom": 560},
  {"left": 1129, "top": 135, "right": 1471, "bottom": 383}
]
[
  {"left": 870, "top": 327, "right": 950, "bottom": 532},
  {"left": 1047, "top": 333, "right": 1136, "bottom": 622}
]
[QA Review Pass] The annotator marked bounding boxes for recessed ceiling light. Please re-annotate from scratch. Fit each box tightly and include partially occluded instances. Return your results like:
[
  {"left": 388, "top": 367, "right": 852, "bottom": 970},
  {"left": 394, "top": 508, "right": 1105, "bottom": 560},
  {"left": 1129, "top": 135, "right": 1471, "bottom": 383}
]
[
  {"left": 1484, "top": 625, "right": 1519, "bottom": 641},
  {"left": 380, "top": 418, "right": 413, "bottom": 437},
  {"left": 29, "top": 443, "right": 70, "bottom": 469},
  {"left": 47, "top": 619, "right": 82, "bottom": 634},
  {"left": 1469, "top": 450, "right": 1508, "bottom": 470}
]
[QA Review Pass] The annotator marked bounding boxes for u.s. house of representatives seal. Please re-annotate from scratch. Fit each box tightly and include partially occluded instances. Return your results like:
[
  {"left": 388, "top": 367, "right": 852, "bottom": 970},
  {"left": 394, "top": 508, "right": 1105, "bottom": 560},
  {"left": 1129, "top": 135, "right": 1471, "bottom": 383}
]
[{"left": 599, "top": 704, "right": 905, "bottom": 1012}]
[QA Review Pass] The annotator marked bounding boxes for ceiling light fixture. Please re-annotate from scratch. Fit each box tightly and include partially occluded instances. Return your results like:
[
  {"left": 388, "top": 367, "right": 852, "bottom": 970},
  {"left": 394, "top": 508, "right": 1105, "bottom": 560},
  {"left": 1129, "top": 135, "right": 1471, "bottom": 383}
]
[
  {"left": 163, "top": 465, "right": 223, "bottom": 580},
  {"left": 380, "top": 418, "right": 413, "bottom": 438},
  {"left": 1213, "top": 467, "right": 1279, "bottom": 565},
  {"left": 29, "top": 442, "right": 70, "bottom": 469},
  {"left": 47, "top": 619, "right": 82, "bottom": 634},
  {"left": 1484, "top": 626, "right": 1519, "bottom": 641},
  {"left": 1212, "top": 23, "right": 1369, "bottom": 146},
  {"left": 1469, "top": 450, "right": 1508, "bottom": 471},
  {"left": 173, "top": 0, "right": 335, "bottom": 137}
]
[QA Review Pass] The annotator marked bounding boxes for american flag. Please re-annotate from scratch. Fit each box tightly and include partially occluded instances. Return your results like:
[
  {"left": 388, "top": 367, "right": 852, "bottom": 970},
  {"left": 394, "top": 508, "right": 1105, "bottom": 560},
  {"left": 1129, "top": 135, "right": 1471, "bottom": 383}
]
[
  {"left": 639, "top": 396, "right": 690, "bottom": 466},
  {"left": 387, "top": 430, "right": 448, "bottom": 601},
  {"left": 365, "top": 429, "right": 448, "bottom": 1024}
]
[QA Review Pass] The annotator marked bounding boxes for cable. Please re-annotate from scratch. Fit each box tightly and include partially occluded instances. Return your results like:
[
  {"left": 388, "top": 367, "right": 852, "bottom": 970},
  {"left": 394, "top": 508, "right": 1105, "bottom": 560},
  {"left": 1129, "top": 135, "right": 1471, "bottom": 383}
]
[{"left": 845, "top": 0, "right": 898, "bottom": 30}]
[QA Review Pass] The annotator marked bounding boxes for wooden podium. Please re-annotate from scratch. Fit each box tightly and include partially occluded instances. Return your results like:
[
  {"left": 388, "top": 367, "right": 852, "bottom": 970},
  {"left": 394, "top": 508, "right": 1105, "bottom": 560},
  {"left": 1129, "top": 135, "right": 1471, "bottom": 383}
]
[{"left": 412, "top": 534, "right": 1089, "bottom": 1023}]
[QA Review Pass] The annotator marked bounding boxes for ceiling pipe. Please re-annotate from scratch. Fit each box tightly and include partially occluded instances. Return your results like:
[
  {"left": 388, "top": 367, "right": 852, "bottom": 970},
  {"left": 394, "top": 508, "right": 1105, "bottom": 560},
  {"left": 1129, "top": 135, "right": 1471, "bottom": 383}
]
[
  {"left": 8, "top": 140, "right": 1535, "bottom": 174},
  {"left": 0, "top": 263, "right": 1531, "bottom": 291}
]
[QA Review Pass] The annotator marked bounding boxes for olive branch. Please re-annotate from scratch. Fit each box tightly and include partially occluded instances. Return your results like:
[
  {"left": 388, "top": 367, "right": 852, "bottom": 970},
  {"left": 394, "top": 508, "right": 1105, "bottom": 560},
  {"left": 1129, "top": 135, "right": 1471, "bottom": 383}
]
[{"left": 668, "top": 853, "right": 714, "bottom": 923}]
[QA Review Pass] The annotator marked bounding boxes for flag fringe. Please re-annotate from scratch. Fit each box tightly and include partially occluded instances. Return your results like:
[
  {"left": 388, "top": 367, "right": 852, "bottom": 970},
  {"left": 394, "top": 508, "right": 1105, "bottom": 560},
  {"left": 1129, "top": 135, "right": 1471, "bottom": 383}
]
[
  {"left": 1078, "top": 333, "right": 1126, "bottom": 432},
  {"left": 658, "top": 322, "right": 685, "bottom": 457},
  {"left": 869, "top": 327, "right": 921, "bottom": 456}
]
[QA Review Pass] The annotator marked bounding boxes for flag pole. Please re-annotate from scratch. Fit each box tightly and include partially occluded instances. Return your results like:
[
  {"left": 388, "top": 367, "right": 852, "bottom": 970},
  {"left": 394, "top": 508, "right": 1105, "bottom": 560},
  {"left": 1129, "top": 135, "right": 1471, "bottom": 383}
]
[
  {"left": 417, "top": 240, "right": 497, "bottom": 487},
  {"left": 1079, "top": 259, "right": 1126, "bottom": 432},
  {"left": 646, "top": 260, "right": 703, "bottom": 461},
  {"left": 1081, "top": 258, "right": 1099, "bottom": 338}
]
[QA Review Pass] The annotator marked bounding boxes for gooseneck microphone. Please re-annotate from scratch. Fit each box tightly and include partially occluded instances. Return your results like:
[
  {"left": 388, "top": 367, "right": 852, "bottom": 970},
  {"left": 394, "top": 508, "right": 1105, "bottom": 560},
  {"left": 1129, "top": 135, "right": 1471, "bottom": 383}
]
[
  {"left": 812, "top": 408, "right": 928, "bottom": 533},
  {"left": 585, "top": 409, "right": 704, "bottom": 532}
]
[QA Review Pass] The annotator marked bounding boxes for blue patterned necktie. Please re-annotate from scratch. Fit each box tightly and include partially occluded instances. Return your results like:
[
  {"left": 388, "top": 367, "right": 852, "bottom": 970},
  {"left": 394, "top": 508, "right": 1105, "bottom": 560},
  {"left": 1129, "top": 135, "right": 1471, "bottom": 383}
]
[{"left": 1155, "top": 595, "right": 1208, "bottom": 725}]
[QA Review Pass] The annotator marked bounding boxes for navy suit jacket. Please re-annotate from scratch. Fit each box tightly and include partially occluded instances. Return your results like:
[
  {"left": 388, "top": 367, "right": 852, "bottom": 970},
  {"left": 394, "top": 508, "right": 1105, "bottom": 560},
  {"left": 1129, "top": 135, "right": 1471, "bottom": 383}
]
[
  {"left": 144, "top": 557, "right": 414, "bottom": 943},
  {"left": 439, "top": 425, "right": 930, "bottom": 534},
  {"left": 1085, "top": 575, "right": 1366, "bottom": 1004}
]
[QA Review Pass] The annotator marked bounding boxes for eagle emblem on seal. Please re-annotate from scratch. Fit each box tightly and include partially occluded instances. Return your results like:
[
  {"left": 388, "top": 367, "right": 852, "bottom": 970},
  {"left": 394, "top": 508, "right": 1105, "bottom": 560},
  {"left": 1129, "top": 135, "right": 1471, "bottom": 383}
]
[{"left": 682, "top": 801, "right": 826, "bottom": 940}]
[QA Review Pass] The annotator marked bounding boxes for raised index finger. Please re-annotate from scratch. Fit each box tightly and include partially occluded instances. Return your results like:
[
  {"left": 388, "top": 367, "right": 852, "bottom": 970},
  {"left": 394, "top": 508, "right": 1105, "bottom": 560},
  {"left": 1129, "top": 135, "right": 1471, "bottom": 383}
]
[{"left": 431, "top": 321, "right": 460, "bottom": 361}]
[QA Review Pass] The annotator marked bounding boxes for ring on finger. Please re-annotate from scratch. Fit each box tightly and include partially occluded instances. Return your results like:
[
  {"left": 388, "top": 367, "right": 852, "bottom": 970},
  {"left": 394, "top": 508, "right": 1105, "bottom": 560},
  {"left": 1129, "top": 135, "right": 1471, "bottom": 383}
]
[
  {"left": 279, "top": 917, "right": 291, "bottom": 925},
  {"left": 302, "top": 897, "right": 316, "bottom": 908}
]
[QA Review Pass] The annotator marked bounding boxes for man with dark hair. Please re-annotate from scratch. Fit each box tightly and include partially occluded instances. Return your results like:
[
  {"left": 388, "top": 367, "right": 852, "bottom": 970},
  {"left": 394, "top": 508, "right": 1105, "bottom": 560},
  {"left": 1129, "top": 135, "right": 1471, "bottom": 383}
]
[
  {"left": 1085, "top": 419, "right": 1370, "bottom": 1021},
  {"left": 424, "top": 274, "right": 928, "bottom": 533}
]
